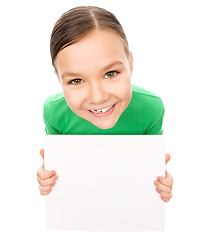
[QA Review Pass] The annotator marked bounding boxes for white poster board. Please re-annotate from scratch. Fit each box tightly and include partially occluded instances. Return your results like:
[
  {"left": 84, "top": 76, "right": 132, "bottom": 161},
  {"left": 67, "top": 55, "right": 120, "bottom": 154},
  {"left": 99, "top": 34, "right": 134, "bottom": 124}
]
[{"left": 44, "top": 135, "right": 165, "bottom": 231}]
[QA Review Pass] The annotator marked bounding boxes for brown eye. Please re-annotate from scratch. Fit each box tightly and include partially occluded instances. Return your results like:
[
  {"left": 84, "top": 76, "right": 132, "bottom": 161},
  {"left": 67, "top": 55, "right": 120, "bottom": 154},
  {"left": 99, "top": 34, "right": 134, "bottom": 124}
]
[
  {"left": 105, "top": 71, "right": 118, "bottom": 79},
  {"left": 70, "top": 79, "right": 83, "bottom": 85}
]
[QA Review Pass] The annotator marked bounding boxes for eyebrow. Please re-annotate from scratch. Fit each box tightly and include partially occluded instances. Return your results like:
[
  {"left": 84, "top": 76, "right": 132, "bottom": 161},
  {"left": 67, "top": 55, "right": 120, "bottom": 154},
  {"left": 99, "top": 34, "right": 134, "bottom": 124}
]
[{"left": 60, "top": 60, "right": 124, "bottom": 79}]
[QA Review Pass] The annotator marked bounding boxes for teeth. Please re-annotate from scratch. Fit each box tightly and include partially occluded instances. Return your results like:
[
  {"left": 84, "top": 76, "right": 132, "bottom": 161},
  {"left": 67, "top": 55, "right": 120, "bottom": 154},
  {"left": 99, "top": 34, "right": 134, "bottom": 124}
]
[{"left": 90, "top": 105, "right": 114, "bottom": 114}]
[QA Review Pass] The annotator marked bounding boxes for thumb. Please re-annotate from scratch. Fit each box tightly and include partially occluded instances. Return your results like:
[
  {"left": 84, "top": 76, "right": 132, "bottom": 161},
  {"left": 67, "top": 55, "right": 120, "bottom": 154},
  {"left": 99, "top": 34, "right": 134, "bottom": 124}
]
[
  {"left": 40, "top": 149, "right": 44, "bottom": 160},
  {"left": 165, "top": 153, "right": 171, "bottom": 165}
]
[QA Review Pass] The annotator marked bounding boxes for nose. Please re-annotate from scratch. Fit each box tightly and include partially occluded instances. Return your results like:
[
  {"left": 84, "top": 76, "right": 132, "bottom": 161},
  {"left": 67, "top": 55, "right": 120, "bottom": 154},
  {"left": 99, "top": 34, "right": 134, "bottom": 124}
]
[{"left": 87, "top": 82, "right": 109, "bottom": 104}]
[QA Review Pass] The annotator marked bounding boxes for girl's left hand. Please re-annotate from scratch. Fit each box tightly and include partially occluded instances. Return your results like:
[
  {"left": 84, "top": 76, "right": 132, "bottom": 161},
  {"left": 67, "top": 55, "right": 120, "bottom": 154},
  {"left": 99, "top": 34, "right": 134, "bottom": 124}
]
[{"left": 154, "top": 154, "right": 173, "bottom": 202}]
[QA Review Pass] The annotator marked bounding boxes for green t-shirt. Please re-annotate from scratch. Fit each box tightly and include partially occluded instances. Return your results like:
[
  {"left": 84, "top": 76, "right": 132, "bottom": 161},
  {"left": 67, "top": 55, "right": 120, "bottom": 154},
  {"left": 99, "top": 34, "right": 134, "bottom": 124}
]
[{"left": 43, "top": 84, "right": 164, "bottom": 135}]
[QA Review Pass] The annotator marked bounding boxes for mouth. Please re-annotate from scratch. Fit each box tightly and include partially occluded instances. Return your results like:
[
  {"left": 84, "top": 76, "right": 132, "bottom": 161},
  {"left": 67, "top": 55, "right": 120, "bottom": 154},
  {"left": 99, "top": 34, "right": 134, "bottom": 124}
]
[
  {"left": 89, "top": 104, "right": 115, "bottom": 114},
  {"left": 87, "top": 103, "right": 117, "bottom": 117}
]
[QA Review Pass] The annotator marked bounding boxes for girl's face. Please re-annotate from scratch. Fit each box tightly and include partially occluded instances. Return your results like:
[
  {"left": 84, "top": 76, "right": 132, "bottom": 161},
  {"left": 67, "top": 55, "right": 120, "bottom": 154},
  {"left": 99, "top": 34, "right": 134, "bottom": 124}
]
[{"left": 54, "top": 30, "right": 133, "bottom": 129}]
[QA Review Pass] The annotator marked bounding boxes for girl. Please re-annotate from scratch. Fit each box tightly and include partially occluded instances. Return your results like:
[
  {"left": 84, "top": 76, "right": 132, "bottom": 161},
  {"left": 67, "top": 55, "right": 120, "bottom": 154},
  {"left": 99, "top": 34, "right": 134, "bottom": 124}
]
[{"left": 37, "top": 6, "right": 173, "bottom": 202}]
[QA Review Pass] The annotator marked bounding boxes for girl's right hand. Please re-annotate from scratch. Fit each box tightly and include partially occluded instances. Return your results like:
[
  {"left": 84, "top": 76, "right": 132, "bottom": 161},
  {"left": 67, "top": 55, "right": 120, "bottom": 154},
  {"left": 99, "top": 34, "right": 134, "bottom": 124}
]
[{"left": 37, "top": 149, "right": 58, "bottom": 195}]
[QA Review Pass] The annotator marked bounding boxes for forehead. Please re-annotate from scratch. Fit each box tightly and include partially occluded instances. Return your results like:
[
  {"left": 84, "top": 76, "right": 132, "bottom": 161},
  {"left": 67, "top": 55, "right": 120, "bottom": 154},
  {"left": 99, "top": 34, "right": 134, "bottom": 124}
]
[{"left": 54, "top": 30, "right": 128, "bottom": 74}]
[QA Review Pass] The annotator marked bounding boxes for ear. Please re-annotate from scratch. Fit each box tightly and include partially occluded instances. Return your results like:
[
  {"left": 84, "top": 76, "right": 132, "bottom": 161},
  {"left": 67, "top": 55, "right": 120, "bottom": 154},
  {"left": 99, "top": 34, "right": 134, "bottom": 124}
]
[
  {"left": 129, "top": 51, "right": 134, "bottom": 76},
  {"left": 54, "top": 69, "right": 61, "bottom": 85}
]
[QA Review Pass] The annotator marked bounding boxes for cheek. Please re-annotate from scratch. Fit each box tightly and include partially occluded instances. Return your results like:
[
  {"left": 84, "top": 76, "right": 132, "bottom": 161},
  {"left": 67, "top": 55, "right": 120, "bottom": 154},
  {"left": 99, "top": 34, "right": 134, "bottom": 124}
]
[
  {"left": 62, "top": 89, "right": 84, "bottom": 113},
  {"left": 66, "top": 99, "right": 78, "bottom": 111},
  {"left": 116, "top": 77, "right": 132, "bottom": 100},
  {"left": 62, "top": 90, "right": 77, "bottom": 110}
]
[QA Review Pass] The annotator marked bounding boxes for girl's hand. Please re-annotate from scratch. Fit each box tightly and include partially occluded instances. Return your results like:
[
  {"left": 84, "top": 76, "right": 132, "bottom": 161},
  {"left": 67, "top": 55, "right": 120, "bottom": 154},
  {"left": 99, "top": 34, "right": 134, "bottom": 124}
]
[
  {"left": 154, "top": 154, "right": 173, "bottom": 202},
  {"left": 37, "top": 149, "right": 58, "bottom": 196}
]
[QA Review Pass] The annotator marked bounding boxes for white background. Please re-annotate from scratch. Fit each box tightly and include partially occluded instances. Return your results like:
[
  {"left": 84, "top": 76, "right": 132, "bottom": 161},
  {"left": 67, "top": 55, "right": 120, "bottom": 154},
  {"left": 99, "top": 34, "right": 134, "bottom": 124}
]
[{"left": 0, "top": 0, "right": 199, "bottom": 239}]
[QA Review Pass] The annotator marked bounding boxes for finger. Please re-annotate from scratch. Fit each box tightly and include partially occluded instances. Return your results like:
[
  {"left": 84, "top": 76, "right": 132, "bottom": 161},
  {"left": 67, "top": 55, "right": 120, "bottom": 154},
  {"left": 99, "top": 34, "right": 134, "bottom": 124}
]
[
  {"left": 39, "top": 182, "right": 55, "bottom": 193},
  {"left": 40, "top": 189, "right": 52, "bottom": 196},
  {"left": 40, "top": 149, "right": 44, "bottom": 159},
  {"left": 156, "top": 188, "right": 173, "bottom": 200},
  {"left": 37, "top": 174, "right": 58, "bottom": 187},
  {"left": 37, "top": 164, "right": 56, "bottom": 180},
  {"left": 157, "top": 170, "right": 173, "bottom": 186},
  {"left": 154, "top": 180, "right": 172, "bottom": 193},
  {"left": 161, "top": 196, "right": 170, "bottom": 203},
  {"left": 157, "top": 174, "right": 173, "bottom": 187},
  {"left": 37, "top": 163, "right": 44, "bottom": 174},
  {"left": 37, "top": 164, "right": 44, "bottom": 183},
  {"left": 165, "top": 153, "right": 171, "bottom": 165},
  {"left": 166, "top": 170, "right": 173, "bottom": 180}
]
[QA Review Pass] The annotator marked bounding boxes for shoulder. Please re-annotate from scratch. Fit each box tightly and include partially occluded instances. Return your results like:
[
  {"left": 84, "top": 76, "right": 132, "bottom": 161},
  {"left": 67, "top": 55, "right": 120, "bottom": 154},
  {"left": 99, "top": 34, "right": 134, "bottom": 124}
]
[
  {"left": 131, "top": 84, "right": 164, "bottom": 112},
  {"left": 129, "top": 84, "right": 164, "bottom": 134},
  {"left": 131, "top": 84, "right": 163, "bottom": 102},
  {"left": 44, "top": 92, "right": 65, "bottom": 104},
  {"left": 44, "top": 92, "right": 68, "bottom": 109},
  {"left": 43, "top": 92, "right": 69, "bottom": 117},
  {"left": 43, "top": 92, "right": 70, "bottom": 134}
]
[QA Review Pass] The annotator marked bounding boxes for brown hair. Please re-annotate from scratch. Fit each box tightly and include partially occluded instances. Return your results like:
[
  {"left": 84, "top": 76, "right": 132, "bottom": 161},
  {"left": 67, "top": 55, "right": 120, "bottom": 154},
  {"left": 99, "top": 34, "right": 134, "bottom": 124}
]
[{"left": 50, "top": 6, "right": 130, "bottom": 69}]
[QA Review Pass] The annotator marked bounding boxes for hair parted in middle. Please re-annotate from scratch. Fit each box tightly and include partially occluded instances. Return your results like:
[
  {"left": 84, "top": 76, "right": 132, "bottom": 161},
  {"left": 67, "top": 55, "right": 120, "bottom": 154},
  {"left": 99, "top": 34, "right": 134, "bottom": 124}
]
[{"left": 50, "top": 6, "right": 131, "bottom": 69}]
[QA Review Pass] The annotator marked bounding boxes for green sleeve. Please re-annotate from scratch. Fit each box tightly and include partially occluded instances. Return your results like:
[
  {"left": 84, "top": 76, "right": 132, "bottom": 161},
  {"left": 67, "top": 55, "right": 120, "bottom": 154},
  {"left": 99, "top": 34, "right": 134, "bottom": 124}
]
[
  {"left": 43, "top": 97, "right": 60, "bottom": 135},
  {"left": 144, "top": 107, "right": 164, "bottom": 135}
]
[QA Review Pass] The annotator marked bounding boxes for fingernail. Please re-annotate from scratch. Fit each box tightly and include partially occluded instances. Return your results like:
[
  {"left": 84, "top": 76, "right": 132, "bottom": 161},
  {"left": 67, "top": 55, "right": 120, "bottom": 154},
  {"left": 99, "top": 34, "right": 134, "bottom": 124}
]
[
  {"left": 53, "top": 171, "right": 56, "bottom": 175},
  {"left": 55, "top": 175, "right": 58, "bottom": 180},
  {"left": 162, "top": 197, "right": 168, "bottom": 202}
]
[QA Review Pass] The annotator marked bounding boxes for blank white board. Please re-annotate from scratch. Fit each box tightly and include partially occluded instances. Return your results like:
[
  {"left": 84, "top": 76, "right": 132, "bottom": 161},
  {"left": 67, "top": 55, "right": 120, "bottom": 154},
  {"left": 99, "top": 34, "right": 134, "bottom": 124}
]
[{"left": 44, "top": 135, "right": 165, "bottom": 231}]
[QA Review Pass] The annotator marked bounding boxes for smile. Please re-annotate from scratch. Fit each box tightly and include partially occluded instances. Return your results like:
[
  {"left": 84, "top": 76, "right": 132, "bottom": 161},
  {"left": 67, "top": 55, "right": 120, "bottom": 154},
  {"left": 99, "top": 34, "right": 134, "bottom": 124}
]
[
  {"left": 89, "top": 104, "right": 115, "bottom": 114},
  {"left": 87, "top": 103, "right": 117, "bottom": 118}
]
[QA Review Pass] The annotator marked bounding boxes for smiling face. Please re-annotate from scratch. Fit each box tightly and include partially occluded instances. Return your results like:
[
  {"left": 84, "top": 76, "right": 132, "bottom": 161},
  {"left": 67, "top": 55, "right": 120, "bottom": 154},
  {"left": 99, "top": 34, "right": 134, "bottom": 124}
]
[{"left": 54, "top": 30, "right": 133, "bottom": 129}]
